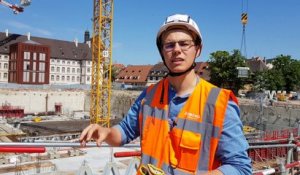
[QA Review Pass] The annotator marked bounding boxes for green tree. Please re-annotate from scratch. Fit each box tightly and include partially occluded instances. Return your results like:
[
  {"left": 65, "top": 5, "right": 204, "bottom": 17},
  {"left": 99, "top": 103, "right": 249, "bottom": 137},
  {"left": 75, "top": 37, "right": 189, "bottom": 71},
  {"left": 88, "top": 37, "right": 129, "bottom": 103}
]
[
  {"left": 208, "top": 50, "right": 247, "bottom": 94},
  {"left": 271, "top": 55, "right": 300, "bottom": 92},
  {"left": 252, "top": 70, "right": 285, "bottom": 91},
  {"left": 111, "top": 65, "right": 118, "bottom": 82}
]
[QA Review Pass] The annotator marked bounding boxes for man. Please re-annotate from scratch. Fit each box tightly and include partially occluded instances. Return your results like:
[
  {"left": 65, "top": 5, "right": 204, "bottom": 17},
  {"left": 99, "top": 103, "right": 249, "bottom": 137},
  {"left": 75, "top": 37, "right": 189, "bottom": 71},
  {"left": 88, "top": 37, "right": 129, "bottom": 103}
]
[{"left": 80, "top": 14, "right": 252, "bottom": 175}]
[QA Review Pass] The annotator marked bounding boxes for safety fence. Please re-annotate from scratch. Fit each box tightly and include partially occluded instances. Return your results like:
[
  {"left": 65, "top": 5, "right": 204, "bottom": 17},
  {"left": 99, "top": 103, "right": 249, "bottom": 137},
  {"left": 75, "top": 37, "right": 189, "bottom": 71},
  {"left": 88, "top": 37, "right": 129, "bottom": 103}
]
[
  {"left": 263, "top": 128, "right": 298, "bottom": 141},
  {"left": 248, "top": 147, "right": 287, "bottom": 162}
]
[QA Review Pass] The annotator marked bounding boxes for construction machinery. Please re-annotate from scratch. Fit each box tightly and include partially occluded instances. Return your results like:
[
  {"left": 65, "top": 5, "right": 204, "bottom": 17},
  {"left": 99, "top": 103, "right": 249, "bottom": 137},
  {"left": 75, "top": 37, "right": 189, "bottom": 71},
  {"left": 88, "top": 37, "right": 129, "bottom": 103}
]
[
  {"left": 90, "top": 0, "right": 113, "bottom": 127},
  {"left": 0, "top": 0, "right": 30, "bottom": 14}
]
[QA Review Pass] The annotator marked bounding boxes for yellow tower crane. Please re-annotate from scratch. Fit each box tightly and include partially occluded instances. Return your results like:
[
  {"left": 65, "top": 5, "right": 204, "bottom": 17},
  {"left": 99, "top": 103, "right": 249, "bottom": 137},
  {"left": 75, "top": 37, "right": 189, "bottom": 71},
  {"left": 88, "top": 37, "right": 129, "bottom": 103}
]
[{"left": 90, "top": 0, "right": 114, "bottom": 127}]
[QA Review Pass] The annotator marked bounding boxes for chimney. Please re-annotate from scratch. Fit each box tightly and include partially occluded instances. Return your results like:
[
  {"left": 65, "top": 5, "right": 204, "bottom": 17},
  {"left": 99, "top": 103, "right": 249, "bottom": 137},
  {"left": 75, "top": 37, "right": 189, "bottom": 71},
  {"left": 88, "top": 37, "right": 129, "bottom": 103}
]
[
  {"left": 74, "top": 38, "right": 78, "bottom": 47},
  {"left": 84, "top": 30, "right": 90, "bottom": 43},
  {"left": 27, "top": 32, "right": 30, "bottom": 40},
  {"left": 5, "top": 29, "right": 8, "bottom": 37}
]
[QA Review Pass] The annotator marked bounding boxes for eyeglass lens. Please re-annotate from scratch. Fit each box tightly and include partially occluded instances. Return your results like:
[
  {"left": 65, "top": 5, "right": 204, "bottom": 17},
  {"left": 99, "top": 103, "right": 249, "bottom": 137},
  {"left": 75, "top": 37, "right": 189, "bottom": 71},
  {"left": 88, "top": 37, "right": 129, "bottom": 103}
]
[{"left": 163, "top": 40, "right": 194, "bottom": 51}]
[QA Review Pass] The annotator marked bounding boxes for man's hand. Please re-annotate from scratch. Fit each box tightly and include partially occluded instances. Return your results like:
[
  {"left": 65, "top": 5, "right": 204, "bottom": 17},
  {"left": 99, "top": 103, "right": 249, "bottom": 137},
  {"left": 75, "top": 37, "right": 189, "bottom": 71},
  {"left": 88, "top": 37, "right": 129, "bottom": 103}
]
[{"left": 79, "top": 124, "right": 111, "bottom": 147}]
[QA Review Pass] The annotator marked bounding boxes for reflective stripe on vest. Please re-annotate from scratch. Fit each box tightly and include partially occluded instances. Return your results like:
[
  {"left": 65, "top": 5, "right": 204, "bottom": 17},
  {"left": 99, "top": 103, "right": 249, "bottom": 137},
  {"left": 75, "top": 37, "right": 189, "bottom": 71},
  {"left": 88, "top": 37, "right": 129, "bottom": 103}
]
[{"left": 138, "top": 78, "right": 234, "bottom": 174}]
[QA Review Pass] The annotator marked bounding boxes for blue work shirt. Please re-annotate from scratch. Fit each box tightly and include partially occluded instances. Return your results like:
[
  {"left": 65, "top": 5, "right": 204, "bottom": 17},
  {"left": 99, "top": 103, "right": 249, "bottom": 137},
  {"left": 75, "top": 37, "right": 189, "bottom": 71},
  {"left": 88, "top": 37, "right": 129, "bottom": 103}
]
[{"left": 114, "top": 84, "right": 252, "bottom": 175}]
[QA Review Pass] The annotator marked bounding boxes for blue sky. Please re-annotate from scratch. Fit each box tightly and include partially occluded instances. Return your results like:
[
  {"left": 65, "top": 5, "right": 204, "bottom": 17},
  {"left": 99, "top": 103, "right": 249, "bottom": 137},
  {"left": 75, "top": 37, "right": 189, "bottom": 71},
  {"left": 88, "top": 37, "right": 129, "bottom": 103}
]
[{"left": 0, "top": 0, "right": 299, "bottom": 65}]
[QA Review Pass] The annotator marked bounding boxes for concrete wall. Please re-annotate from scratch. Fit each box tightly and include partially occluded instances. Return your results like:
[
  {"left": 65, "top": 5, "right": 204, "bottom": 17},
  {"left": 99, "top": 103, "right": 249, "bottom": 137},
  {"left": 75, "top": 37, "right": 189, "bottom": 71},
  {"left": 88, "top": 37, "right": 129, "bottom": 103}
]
[
  {"left": 240, "top": 103, "right": 300, "bottom": 131},
  {"left": 2, "top": 87, "right": 300, "bottom": 131},
  {"left": 0, "top": 89, "right": 86, "bottom": 115}
]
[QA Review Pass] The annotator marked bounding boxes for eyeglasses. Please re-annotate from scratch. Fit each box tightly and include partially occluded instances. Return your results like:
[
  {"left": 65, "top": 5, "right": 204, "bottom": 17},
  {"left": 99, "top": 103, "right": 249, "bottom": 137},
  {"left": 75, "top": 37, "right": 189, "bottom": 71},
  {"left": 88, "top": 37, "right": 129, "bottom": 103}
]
[{"left": 162, "top": 40, "right": 195, "bottom": 52}]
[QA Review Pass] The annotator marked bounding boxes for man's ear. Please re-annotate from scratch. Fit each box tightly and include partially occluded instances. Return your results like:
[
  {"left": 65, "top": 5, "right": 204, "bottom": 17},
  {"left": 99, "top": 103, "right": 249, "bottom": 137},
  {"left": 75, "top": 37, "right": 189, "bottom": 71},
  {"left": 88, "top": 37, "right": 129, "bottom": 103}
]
[{"left": 195, "top": 45, "right": 202, "bottom": 58}]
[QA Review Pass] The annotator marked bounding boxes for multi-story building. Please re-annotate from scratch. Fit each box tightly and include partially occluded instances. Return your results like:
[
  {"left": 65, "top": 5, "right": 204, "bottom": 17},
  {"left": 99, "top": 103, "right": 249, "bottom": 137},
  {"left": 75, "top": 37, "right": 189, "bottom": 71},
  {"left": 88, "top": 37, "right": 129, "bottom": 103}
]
[
  {"left": 147, "top": 62, "right": 168, "bottom": 86},
  {"left": 0, "top": 54, "right": 9, "bottom": 83},
  {"left": 0, "top": 31, "right": 92, "bottom": 85},
  {"left": 9, "top": 40, "right": 50, "bottom": 84},
  {"left": 115, "top": 65, "right": 153, "bottom": 88}
]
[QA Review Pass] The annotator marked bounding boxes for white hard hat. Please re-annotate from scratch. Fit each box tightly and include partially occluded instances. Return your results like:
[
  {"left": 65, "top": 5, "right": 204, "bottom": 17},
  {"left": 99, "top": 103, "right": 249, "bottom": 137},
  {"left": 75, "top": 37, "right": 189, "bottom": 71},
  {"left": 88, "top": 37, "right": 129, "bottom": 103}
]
[{"left": 156, "top": 14, "right": 202, "bottom": 46}]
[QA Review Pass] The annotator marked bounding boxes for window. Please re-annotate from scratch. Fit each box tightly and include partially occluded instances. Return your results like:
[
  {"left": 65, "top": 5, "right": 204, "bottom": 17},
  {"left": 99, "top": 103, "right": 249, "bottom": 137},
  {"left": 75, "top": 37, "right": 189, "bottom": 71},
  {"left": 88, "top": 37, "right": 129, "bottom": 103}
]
[
  {"left": 57, "top": 67, "right": 60, "bottom": 72},
  {"left": 56, "top": 75, "right": 60, "bottom": 81},
  {"left": 3, "top": 73, "right": 7, "bottom": 79},
  {"left": 39, "top": 73, "right": 45, "bottom": 83},
  {"left": 33, "top": 53, "right": 37, "bottom": 60},
  {"left": 0, "top": 63, "right": 1, "bottom": 68},
  {"left": 72, "top": 68, "right": 75, "bottom": 73},
  {"left": 62, "top": 67, "right": 65, "bottom": 73},
  {"left": 51, "top": 75, "right": 54, "bottom": 81},
  {"left": 67, "top": 61, "right": 70, "bottom": 64},
  {"left": 4, "top": 63, "right": 8, "bottom": 69},
  {"left": 23, "top": 72, "right": 29, "bottom": 82},
  {"left": 32, "top": 72, "right": 36, "bottom": 82},
  {"left": 33, "top": 62, "right": 36, "bottom": 71},
  {"left": 77, "top": 68, "right": 80, "bottom": 73},
  {"left": 51, "top": 66, "right": 54, "bottom": 72},
  {"left": 39, "top": 53, "right": 46, "bottom": 61},
  {"left": 62, "top": 60, "right": 65, "bottom": 64},
  {"left": 67, "top": 67, "right": 70, "bottom": 73},
  {"left": 39, "top": 62, "right": 45, "bottom": 71},
  {"left": 24, "top": 52, "right": 30, "bottom": 60},
  {"left": 72, "top": 76, "right": 75, "bottom": 82},
  {"left": 87, "top": 76, "right": 90, "bottom": 81},
  {"left": 67, "top": 76, "right": 70, "bottom": 81},
  {"left": 24, "top": 62, "right": 30, "bottom": 70},
  {"left": 10, "top": 53, "right": 14, "bottom": 60},
  {"left": 77, "top": 76, "right": 80, "bottom": 82},
  {"left": 62, "top": 76, "right": 65, "bottom": 81},
  {"left": 87, "top": 68, "right": 90, "bottom": 73}
]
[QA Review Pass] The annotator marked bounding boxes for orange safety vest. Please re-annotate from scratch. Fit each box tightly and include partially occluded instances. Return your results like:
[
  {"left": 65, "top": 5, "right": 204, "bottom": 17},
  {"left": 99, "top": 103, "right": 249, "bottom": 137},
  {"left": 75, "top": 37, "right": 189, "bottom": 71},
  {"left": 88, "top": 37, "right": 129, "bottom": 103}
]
[{"left": 138, "top": 78, "right": 238, "bottom": 175}]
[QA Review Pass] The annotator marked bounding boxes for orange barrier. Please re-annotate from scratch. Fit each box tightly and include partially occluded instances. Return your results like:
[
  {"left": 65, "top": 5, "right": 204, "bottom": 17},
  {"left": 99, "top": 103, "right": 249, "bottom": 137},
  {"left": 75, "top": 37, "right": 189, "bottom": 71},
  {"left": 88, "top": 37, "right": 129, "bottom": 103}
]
[
  {"left": 0, "top": 147, "right": 46, "bottom": 153},
  {"left": 114, "top": 151, "right": 141, "bottom": 158}
]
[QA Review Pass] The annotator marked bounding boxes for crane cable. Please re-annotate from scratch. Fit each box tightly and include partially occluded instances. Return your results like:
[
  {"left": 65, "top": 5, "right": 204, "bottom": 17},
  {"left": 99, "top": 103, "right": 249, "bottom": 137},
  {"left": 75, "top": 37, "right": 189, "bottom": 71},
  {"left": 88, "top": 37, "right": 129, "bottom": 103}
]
[{"left": 240, "top": 0, "right": 248, "bottom": 58}]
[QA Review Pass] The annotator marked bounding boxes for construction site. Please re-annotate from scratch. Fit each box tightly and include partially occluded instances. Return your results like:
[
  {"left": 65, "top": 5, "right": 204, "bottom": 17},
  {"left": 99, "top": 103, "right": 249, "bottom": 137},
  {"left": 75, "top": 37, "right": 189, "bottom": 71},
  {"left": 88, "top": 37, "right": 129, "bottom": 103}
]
[{"left": 1, "top": 0, "right": 300, "bottom": 175}]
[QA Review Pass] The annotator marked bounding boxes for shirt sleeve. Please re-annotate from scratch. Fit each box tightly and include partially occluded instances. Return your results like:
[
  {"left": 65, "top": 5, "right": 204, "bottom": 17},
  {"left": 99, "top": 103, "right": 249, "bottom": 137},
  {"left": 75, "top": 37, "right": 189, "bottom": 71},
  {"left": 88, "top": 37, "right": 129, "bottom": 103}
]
[
  {"left": 113, "top": 89, "right": 146, "bottom": 145},
  {"left": 216, "top": 100, "right": 252, "bottom": 175}
]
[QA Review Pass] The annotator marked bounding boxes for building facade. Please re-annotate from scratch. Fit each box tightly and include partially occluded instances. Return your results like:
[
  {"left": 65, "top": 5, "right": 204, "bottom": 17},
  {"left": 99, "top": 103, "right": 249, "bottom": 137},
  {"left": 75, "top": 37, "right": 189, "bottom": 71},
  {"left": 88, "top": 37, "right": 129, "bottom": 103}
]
[
  {"left": 0, "top": 54, "right": 9, "bottom": 83},
  {"left": 0, "top": 31, "right": 92, "bottom": 85},
  {"left": 9, "top": 41, "right": 50, "bottom": 84},
  {"left": 115, "top": 65, "right": 153, "bottom": 88}
]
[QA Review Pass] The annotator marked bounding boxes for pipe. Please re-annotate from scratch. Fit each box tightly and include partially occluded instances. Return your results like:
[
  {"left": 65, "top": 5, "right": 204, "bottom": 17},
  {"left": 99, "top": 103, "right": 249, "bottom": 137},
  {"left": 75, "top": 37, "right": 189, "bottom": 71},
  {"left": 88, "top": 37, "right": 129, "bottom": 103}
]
[
  {"left": 249, "top": 138, "right": 289, "bottom": 145},
  {"left": 0, "top": 142, "right": 140, "bottom": 148},
  {"left": 249, "top": 144, "right": 296, "bottom": 149},
  {"left": 114, "top": 151, "right": 141, "bottom": 158},
  {"left": 0, "top": 147, "right": 45, "bottom": 153},
  {"left": 252, "top": 168, "right": 276, "bottom": 175},
  {"left": 285, "top": 161, "right": 300, "bottom": 169}
]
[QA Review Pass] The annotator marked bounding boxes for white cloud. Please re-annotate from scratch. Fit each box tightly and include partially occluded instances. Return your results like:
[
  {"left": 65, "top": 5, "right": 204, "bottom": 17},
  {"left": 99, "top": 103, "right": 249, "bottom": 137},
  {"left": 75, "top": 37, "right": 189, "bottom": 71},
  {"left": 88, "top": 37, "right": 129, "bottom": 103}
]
[{"left": 7, "top": 20, "right": 53, "bottom": 36}]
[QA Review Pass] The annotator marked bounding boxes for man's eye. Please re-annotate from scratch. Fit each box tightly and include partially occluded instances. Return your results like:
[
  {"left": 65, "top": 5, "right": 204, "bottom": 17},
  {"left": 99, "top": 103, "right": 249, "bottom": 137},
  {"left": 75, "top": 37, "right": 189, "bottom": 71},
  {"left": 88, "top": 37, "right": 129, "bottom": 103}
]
[
  {"left": 179, "top": 41, "right": 189, "bottom": 46},
  {"left": 165, "top": 43, "right": 175, "bottom": 48}
]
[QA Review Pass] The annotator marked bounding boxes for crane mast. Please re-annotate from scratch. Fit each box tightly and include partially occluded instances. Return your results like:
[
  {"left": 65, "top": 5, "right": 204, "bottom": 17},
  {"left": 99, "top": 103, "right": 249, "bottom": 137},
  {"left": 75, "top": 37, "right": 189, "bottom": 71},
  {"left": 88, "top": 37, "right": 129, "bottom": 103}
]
[{"left": 90, "top": 0, "right": 113, "bottom": 127}]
